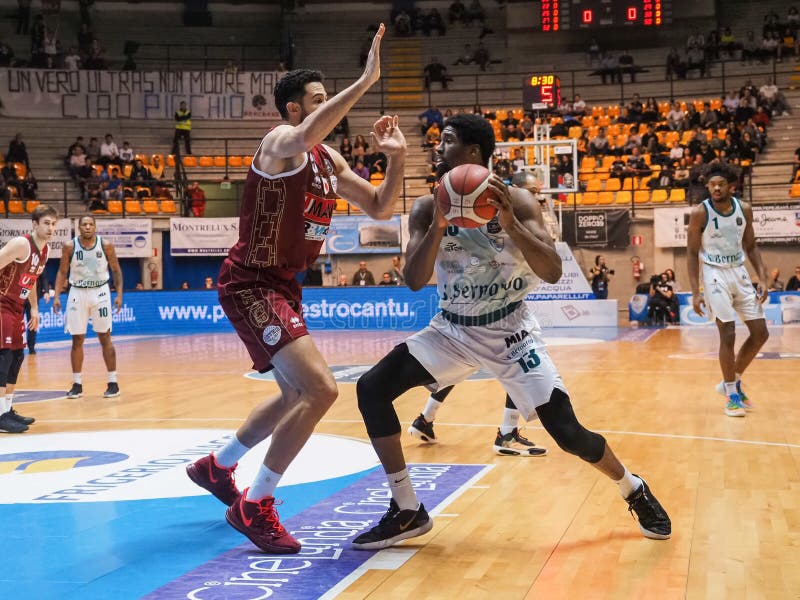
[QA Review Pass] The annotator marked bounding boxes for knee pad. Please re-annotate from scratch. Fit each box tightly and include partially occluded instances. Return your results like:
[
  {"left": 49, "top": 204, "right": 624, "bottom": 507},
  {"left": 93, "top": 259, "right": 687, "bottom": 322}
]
[
  {"left": 4, "top": 349, "right": 25, "bottom": 386},
  {"left": 0, "top": 349, "right": 13, "bottom": 387},
  {"left": 357, "top": 343, "right": 435, "bottom": 438},
  {"left": 536, "top": 388, "right": 606, "bottom": 463},
  {"left": 504, "top": 394, "right": 516, "bottom": 410}
]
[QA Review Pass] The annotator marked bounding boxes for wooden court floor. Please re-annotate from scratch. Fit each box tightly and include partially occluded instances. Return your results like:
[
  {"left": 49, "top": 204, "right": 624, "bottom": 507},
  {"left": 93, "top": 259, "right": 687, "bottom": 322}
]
[{"left": 10, "top": 326, "right": 800, "bottom": 599}]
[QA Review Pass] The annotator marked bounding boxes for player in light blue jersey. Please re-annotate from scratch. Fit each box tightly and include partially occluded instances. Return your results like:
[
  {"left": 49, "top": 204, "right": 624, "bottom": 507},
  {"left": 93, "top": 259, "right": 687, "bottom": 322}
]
[
  {"left": 352, "top": 114, "right": 670, "bottom": 551},
  {"left": 687, "top": 163, "right": 769, "bottom": 417}
]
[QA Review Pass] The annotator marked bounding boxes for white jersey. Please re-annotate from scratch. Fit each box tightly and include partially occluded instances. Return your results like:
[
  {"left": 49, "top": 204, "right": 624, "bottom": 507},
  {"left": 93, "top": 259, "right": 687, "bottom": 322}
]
[
  {"left": 69, "top": 236, "right": 110, "bottom": 288},
  {"left": 435, "top": 219, "right": 540, "bottom": 318},
  {"left": 700, "top": 197, "right": 746, "bottom": 269}
]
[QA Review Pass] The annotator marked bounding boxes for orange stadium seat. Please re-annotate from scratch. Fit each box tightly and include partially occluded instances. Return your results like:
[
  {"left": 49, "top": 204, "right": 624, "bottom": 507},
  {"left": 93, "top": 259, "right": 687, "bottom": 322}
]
[
  {"left": 591, "top": 106, "right": 603, "bottom": 118},
  {"left": 213, "top": 156, "right": 227, "bottom": 167},
  {"left": 25, "top": 200, "right": 40, "bottom": 212},
  {"left": 597, "top": 191, "right": 614, "bottom": 205},
  {"left": 12, "top": 163, "right": 27, "bottom": 178},
  {"left": 142, "top": 199, "right": 160, "bottom": 213},
  {"left": 512, "top": 109, "right": 524, "bottom": 121},
  {"left": 92, "top": 164, "right": 105, "bottom": 176},
  {"left": 159, "top": 199, "right": 177, "bottom": 213},
  {"left": 616, "top": 190, "right": 632, "bottom": 205},
  {"left": 605, "top": 178, "right": 621, "bottom": 192},
  {"left": 0, "top": 201, "right": 4, "bottom": 213},
  {"left": 622, "top": 178, "right": 634, "bottom": 191},
  {"left": 108, "top": 164, "right": 122, "bottom": 177},
  {"left": 597, "top": 115, "right": 611, "bottom": 127},
  {"left": 198, "top": 156, "right": 213, "bottom": 167},
  {"left": 710, "top": 99, "right": 722, "bottom": 111},
  {"left": 183, "top": 156, "right": 198, "bottom": 168},
  {"left": 790, "top": 183, "right": 800, "bottom": 198},
  {"left": 651, "top": 189, "right": 668, "bottom": 203},
  {"left": 581, "top": 116, "right": 594, "bottom": 128},
  {"left": 125, "top": 200, "right": 142, "bottom": 214},
  {"left": 243, "top": 155, "right": 253, "bottom": 167},
  {"left": 634, "top": 190, "right": 650, "bottom": 204},
  {"left": 580, "top": 157, "right": 596, "bottom": 171},
  {"left": 607, "top": 105, "right": 621, "bottom": 118},
  {"left": 568, "top": 126, "right": 582, "bottom": 139},
  {"left": 123, "top": 164, "right": 133, "bottom": 178},
  {"left": 7, "top": 200, "right": 24, "bottom": 214},
  {"left": 228, "top": 156, "right": 243, "bottom": 167},
  {"left": 135, "top": 154, "right": 149, "bottom": 165},
  {"left": 586, "top": 178, "right": 602, "bottom": 192},
  {"left": 582, "top": 192, "right": 599, "bottom": 205},
  {"left": 601, "top": 155, "right": 616, "bottom": 170},
  {"left": 669, "top": 188, "right": 686, "bottom": 202},
  {"left": 166, "top": 154, "right": 176, "bottom": 167},
  {"left": 107, "top": 200, "right": 123, "bottom": 214},
  {"left": 495, "top": 109, "right": 508, "bottom": 121},
  {"left": 579, "top": 169, "right": 594, "bottom": 182}
]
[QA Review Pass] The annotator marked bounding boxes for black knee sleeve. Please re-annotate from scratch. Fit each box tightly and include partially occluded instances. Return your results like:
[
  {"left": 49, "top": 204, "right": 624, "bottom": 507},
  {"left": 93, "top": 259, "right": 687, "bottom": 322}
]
[
  {"left": 431, "top": 385, "right": 454, "bottom": 402},
  {"left": 536, "top": 388, "right": 606, "bottom": 463},
  {"left": 357, "top": 343, "right": 436, "bottom": 438},
  {"left": 504, "top": 394, "right": 516, "bottom": 410},
  {"left": 1, "top": 349, "right": 25, "bottom": 386},
  {"left": 0, "top": 349, "right": 12, "bottom": 387}
]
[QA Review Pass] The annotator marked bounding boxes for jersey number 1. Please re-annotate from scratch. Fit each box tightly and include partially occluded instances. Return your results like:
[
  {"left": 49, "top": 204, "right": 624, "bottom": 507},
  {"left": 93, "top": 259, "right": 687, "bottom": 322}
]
[{"left": 712, "top": 217, "right": 719, "bottom": 230}]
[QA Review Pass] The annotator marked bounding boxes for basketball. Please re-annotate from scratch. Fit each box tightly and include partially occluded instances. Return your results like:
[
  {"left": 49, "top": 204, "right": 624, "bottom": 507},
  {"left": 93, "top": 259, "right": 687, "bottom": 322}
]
[{"left": 435, "top": 164, "right": 499, "bottom": 228}]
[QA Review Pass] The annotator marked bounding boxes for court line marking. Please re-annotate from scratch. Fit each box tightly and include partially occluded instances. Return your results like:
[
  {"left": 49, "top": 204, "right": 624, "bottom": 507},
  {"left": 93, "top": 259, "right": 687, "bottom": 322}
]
[{"left": 39, "top": 418, "right": 800, "bottom": 449}]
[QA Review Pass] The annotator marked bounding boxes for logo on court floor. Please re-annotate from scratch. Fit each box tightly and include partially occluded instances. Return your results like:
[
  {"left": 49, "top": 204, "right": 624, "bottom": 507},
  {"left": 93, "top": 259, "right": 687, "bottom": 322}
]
[{"left": 0, "top": 430, "right": 379, "bottom": 504}]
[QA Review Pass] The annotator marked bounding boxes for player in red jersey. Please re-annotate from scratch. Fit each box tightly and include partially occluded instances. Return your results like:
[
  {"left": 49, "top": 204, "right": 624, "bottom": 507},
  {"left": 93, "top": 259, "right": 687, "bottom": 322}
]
[
  {"left": 0, "top": 204, "right": 58, "bottom": 433},
  {"left": 186, "top": 23, "right": 408, "bottom": 554}
]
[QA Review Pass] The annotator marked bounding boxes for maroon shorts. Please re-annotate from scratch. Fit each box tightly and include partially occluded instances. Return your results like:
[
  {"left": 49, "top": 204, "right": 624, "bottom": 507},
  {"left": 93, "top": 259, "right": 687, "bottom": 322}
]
[
  {"left": 219, "top": 281, "right": 309, "bottom": 372},
  {"left": 0, "top": 306, "right": 25, "bottom": 350}
]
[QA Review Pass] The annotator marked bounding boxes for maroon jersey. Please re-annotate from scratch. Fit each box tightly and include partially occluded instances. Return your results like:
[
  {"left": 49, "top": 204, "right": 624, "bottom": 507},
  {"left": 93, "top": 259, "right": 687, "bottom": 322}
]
[
  {"left": 221, "top": 144, "right": 338, "bottom": 286},
  {"left": 0, "top": 234, "right": 49, "bottom": 312}
]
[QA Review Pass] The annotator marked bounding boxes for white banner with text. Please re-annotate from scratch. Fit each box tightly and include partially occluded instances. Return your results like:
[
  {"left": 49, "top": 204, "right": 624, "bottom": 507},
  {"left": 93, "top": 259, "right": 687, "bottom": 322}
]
[{"left": 170, "top": 217, "right": 239, "bottom": 256}]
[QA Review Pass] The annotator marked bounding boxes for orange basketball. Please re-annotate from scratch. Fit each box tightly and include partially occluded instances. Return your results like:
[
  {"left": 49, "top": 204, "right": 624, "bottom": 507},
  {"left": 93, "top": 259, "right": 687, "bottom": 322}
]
[{"left": 435, "top": 164, "right": 498, "bottom": 228}]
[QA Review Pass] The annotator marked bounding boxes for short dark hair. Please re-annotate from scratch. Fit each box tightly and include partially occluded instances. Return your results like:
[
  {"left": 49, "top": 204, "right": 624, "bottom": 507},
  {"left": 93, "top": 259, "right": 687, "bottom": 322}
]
[
  {"left": 79, "top": 215, "right": 96, "bottom": 225},
  {"left": 274, "top": 69, "right": 324, "bottom": 120},
  {"left": 704, "top": 162, "right": 739, "bottom": 183},
  {"left": 444, "top": 113, "right": 495, "bottom": 164},
  {"left": 32, "top": 204, "right": 58, "bottom": 222}
]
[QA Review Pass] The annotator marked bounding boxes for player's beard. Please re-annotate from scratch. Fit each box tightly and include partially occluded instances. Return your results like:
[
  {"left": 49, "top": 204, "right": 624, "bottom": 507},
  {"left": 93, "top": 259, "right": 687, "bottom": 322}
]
[{"left": 434, "top": 160, "right": 450, "bottom": 179}]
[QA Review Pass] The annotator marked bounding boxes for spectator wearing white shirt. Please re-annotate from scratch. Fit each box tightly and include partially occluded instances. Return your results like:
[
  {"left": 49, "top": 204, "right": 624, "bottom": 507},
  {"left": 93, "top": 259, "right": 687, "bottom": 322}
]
[
  {"left": 669, "top": 141, "right": 684, "bottom": 161},
  {"left": 68, "top": 146, "right": 86, "bottom": 178},
  {"left": 759, "top": 77, "right": 790, "bottom": 116},
  {"left": 571, "top": 94, "right": 587, "bottom": 116},
  {"left": 98, "top": 134, "right": 122, "bottom": 167},
  {"left": 666, "top": 102, "right": 685, "bottom": 130},
  {"left": 722, "top": 90, "right": 739, "bottom": 112},
  {"left": 119, "top": 141, "right": 135, "bottom": 164},
  {"left": 64, "top": 47, "right": 80, "bottom": 70}
]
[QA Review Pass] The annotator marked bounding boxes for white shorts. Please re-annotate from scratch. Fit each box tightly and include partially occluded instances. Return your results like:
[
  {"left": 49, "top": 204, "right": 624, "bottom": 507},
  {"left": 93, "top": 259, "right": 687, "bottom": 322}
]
[
  {"left": 702, "top": 264, "right": 764, "bottom": 323},
  {"left": 405, "top": 304, "right": 567, "bottom": 421},
  {"left": 65, "top": 284, "right": 113, "bottom": 335}
]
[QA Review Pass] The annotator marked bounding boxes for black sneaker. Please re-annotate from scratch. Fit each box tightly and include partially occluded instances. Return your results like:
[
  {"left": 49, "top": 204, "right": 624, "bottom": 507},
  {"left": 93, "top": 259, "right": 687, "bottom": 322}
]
[
  {"left": 0, "top": 411, "right": 29, "bottom": 433},
  {"left": 352, "top": 499, "right": 433, "bottom": 550},
  {"left": 8, "top": 407, "right": 35, "bottom": 425},
  {"left": 103, "top": 382, "right": 120, "bottom": 398},
  {"left": 493, "top": 428, "right": 547, "bottom": 457},
  {"left": 625, "top": 476, "right": 671, "bottom": 540},
  {"left": 66, "top": 383, "right": 83, "bottom": 399},
  {"left": 408, "top": 414, "right": 437, "bottom": 443}
]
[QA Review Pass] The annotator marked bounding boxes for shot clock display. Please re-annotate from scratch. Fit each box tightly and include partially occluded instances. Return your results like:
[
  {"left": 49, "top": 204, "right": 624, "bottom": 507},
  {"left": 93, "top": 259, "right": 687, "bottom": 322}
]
[
  {"left": 541, "top": 0, "right": 672, "bottom": 32},
  {"left": 523, "top": 74, "right": 561, "bottom": 110}
]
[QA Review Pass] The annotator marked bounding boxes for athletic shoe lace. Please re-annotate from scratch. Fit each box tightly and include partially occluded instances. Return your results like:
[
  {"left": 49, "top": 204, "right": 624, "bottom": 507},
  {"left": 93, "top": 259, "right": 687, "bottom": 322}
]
[
  {"left": 256, "top": 498, "right": 287, "bottom": 536},
  {"left": 627, "top": 487, "right": 667, "bottom": 523}
]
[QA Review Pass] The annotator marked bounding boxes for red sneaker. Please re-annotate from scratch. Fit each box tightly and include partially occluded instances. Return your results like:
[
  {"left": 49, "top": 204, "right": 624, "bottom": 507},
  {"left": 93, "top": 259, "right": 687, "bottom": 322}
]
[
  {"left": 186, "top": 454, "right": 241, "bottom": 506},
  {"left": 226, "top": 491, "right": 301, "bottom": 554}
]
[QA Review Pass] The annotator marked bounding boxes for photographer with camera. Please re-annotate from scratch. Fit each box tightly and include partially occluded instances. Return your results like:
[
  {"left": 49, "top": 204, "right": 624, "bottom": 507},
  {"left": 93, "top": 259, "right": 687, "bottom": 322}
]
[
  {"left": 648, "top": 272, "right": 677, "bottom": 325},
  {"left": 589, "top": 255, "right": 614, "bottom": 299}
]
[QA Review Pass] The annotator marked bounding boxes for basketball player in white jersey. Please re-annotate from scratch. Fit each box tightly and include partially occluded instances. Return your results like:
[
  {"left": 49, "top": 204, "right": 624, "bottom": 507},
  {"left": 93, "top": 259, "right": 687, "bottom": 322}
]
[
  {"left": 686, "top": 163, "right": 769, "bottom": 417},
  {"left": 352, "top": 114, "right": 670, "bottom": 550},
  {"left": 53, "top": 216, "right": 124, "bottom": 399}
]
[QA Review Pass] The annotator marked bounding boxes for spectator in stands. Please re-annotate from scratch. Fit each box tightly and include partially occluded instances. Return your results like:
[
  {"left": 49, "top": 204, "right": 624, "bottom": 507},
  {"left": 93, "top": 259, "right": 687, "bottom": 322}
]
[
  {"left": 617, "top": 50, "right": 637, "bottom": 82},
  {"left": 735, "top": 97, "right": 756, "bottom": 124},
  {"left": 0, "top": 174, "right": 10, "bottom": 204},
  {"left": 379, "top": 272, "right": 394, "bottom": 285},
  {"left": 648, "top": 272, "right": 677, "bottom": 324},
  {"left": 598, "top": 52, "right": 617, "bottom": 84},
  {"left": 16, "top": 0, "right": 32, "bottom": 36},
  {"left": 148, "top": 155, "right": 165, "bottom": 181},
  {"left": 587, "top": 38, "right": 601, "bottom": 66},
  {"left": 428, "top": 9, "right": 446, "bottom": 35},
  {"left": 686, "top": 31, "right": 704, "bottom": 51},
  {"left": 352, "top": 159, "right": 369, "bottom": 180},
  {"left": 419, "top": 105, "right": 444, "bottom": 134},
  {"left": 589, "top": 128, "right": 610, "bottom": 156},
  {"left": 628, "top": 94, "right": 643, "bottom": 121},
  {"left": 85, "top": 136, "right": 100, "bottom": 162},
  {"left": 390, "top": 255, "right": 404, "bottom": 284},
  {"left": 352, "top": 261, "right": 375, "bottom": 286},
  {"left": 423, "top": 58, "right": 450, "bottom": 90},
  {"left": 426, "top": 164, "right": 438, "bottom": 193},
  {"left": 454, "top": 44, "right": 474, "bottom": 65},
  {"left": 667, "top": 101, "right": 685, "bottom": 130},
  {"left": 337, "top": 274, "right": 348, "bottom": 287},
  {"left": 723, "top": 90, "right": 740, "bottom": 112},
  {"left": 473, "top": 43, "right": 490, "bottom": 71},
  {"left": 706, "top": 28, "right": 720, "bottom": 61},
  {"left": 84, "top": 38, "right": 106, "bottom": 70},
  {"left": 759, "top": 77, "right": 790, "bottom": 116},
  {"left": 204, "top": 276, "right": 214, "bottom": 290},
  {"left": 105, "top": 172, "right": 123, "bottom": 201},
  {"left": 717, "top": 105, "right": 734, "bottom": 128},
  {"left": 98, "top": 134, "right": 122, "bottom": 167},
  {"left": 739, "top": 132, "right": 758, "bottom": 162},
  {"left": 6, "top": 133, "right": 29, "bottom": 170},
  {"left": 625, "top": 147, "right": 651, "bottom": 179},
  {"left": 570, "top": 94, "right": 587, "bottom": 117},
  {"left": 180, "top": 281, "right": 190, "bottom": 290},
  {"left": 20, "top": 171, "right": 37, "bottom": 201},
  {"left": 687, "top": 126, "right": 707, "bottom": 156},
  {"left": 753, "top": 106, "right": 771, "bottom": 128},
  {"left": 761, "top": 31, "right": 780, "bottom": 61},
  {"left": 119, "top": 141, "right": 134, "bottom": 165},
  {"left": 43, "top": 26, "right": 60, "bottom": 69},
  {"left": 650, "top": 164, "right": 674, "bottom": 189},
  {"left": 0, "top": 41, "right": 15, "bottom": 67},
  {"left": 1, "top": 162, "right": 21, "bottom": 198},
  {"left": 684, "top": 104, "right": 701, "bottom": 128},
  {"left": 511, "top": 148, "right": 526, "bottom": 172},
  {"left": 623, "top": 126, "right": 642, "bottom": 153},
  {"left": 520, "top": 113, "right": 534, "bottom": 138},
  {"left": 30, "top": 14, "right": 45, "bottom": 66},
  {"left": 423, "top": 121, "right": 441, "bottom": 149},
  {"left": 720, "top": 27, "right": 737, "bottom": 57},
  {"left": 352, "top": 134, "right": 369, "bottom": 162},
  {"left": 394, "top": 10, "right": 412, "bottom": 36},
  {"left": 786, "top": 266, "right": 800, "bottom": 291},
  {"left": 63, "top": 46, "right": 80, "bottom": 70},
  {"left": 187, "top": 181, "right": 206, "bottom": 217},
  {"left": 767, "top": 268, "right": 784, "bottom": 292},
  {"left": 740, "top": 30, "right": 760, "bottom": 64},
  {"left": 673, "top": 157, "right": 691, "bottom": 188},
  {"left": 588, "top": 255, "right": 612, "bottom": 299},
  {"left": 172, "top": 101, "right": 192, "bottom": 156},
  {"left": 641, "top": 124, "right": 662, "bottom": 155},
  {"left": 700, "top": 102, "right": 718, "bottom": 128},
  {"left": 68, "top": 146, "right": 86, "bottom": 179},
  {"left": 686, "top": 45, "right": 706, "bottom": 77},
  {"left": 669, "top": 140, "right": 685, "bottom": 162},
  {"left": 449, "top": 0, "right": 466, "bottom": 24}
]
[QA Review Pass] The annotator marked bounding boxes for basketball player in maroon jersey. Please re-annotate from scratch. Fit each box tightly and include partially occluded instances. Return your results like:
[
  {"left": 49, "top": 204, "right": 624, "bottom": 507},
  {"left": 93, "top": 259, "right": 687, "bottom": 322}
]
[
  {"left": 186, "top": 23, "right": 408, "bottom": 554},
  {"left": 0, "top": 204, "right": 59, "bottom": 433}
]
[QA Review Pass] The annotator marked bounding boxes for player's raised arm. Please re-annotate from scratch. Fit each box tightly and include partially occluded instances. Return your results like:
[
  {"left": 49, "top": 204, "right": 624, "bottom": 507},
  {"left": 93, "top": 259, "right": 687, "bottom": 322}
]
[
  {"left": 262, "top": 24, "right": 386, "bottom": 160},
  {"left": 403, "top": 196, "right": 447, "bottom": 291},
  {"left": 327, "top": 115, "right": 407, "bottom": 220}
]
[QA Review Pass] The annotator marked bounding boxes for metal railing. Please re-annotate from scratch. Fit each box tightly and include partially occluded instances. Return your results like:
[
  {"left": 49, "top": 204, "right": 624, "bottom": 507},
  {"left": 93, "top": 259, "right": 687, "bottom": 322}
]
[{"left": 136, "top": 43, "right": 280, "bottom": 72}]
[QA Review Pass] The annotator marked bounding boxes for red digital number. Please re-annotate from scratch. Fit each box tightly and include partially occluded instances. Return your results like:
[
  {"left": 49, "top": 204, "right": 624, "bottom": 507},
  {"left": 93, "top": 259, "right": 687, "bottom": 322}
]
[
  {"left": 582, "top": 9, "right": 593, "bottom": 23},
  {"left": 627, "top": 7, "right": 637, "bottom": 20},
  {"left": 541, "top": 84, "right": 553, "bottom": 104}
]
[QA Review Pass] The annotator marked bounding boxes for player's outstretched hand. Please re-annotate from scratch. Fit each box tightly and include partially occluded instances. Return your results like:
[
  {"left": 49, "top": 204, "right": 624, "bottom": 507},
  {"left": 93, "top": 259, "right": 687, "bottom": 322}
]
[
  {"left": 361, "top": 23, "right": 385, "bottom": 87},
  {"left": 370, "top": 115, "right": 406, "bottom": 156},
  {"left": 486, "top": 175, "right": 515, "bottom": 230},
  {"left": 692, "top": 293, "right": 705, "bottom": 317},
  {"left": 52, "top": 296, "right": 61, "bottom": 314},
  {"left": 27, "top": 309, "right": 39, "bottom": 332},
  {"left": 755, "top": 283, "right": 768, "bottom": 305}
]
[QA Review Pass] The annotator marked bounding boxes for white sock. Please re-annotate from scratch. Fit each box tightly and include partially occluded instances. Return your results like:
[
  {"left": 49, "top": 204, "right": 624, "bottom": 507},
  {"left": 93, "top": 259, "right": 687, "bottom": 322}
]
[
  {"left": 422, "top": 396, "right": 443, "bottom": 422},
  {"left": 73, "top": 373, "right": 82, "bottom": 385},
  {"left": 108, "top": 371, "right": 118, "bottom": 383},
  {"left": 388, "top": 468, "right": 418, "bottom": 511},
  {"left": 0, "top": 396, "right": 7, "bottom": 413},
  {"left": 6, "top": 394, "right": 13, "bottom": 410},
  {"left": 615, "top": 468, "right": 642, "bottom": 499},
  {"left": 246, "top": 464, "right": 282, "bottom": 501},
  {"left": 724, "top": 381, "right": 738, "bottom": 396},
  {"left": 499, "top": 407, "right": 520, "bottom": 436},
  {"left": 214, "top": 435, "right": 249, "bottom": 468}
]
